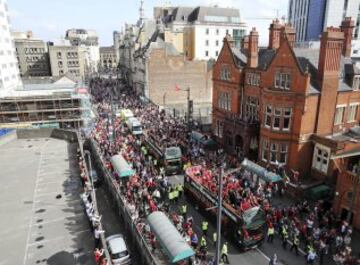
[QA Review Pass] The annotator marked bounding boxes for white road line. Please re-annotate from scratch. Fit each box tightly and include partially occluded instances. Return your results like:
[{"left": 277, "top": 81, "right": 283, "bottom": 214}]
[
  {"left": 255, "top": 247, "right": 270, "bottom": 261},
  {"left": 22, "top": 140, "right": 49, "bottom": 265}
]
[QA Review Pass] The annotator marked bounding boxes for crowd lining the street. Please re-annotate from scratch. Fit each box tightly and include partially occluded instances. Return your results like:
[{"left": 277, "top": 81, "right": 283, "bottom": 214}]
[{"left": 86, "top": 78, "right": 360, "bottom": 265}]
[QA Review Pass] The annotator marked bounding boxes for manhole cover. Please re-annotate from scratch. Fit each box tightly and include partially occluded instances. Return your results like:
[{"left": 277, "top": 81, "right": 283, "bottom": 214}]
[{"left": 23, "top": 201, "right": 33, "bottom": 204}]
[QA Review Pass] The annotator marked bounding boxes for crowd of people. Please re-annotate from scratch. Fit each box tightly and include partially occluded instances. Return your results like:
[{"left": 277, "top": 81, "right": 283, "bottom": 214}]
[{"left": 87, "top": 78, "right": 359, "bottom": 265}]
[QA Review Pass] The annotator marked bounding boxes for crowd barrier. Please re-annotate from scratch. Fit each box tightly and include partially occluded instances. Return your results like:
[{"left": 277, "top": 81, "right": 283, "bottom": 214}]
[{"left": 86, "top": 138, "right": 165, "bottom": 265}]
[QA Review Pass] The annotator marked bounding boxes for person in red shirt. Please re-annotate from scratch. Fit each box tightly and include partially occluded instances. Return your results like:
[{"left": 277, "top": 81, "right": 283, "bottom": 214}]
[{"left": 94, "top": 248, "right": 104, "bottom": 264}]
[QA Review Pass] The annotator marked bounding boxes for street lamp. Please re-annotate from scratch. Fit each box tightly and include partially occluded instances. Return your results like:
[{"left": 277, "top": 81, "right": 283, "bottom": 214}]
[
  {"left": 177, "top": 86, "right": 192, "bottom": 136},
  {"left": 347, "top": 174, "right": 360, "bottom": 223}
]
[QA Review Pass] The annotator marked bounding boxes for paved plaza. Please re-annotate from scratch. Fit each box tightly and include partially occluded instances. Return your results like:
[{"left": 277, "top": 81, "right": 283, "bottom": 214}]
[{"left": 0, "top": 137, "right": 95, "bottom": 265}]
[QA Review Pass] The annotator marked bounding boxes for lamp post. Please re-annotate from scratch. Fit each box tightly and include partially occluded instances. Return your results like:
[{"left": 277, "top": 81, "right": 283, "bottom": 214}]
[
  {"left": 215, "top": 164, "right": 224, "bottom": 265},
  {"left": 347, "top": 174, "right": 360, "bottom": 223},
  {"left": 177, "top": 86, "right": 192, "bottom": 137}
]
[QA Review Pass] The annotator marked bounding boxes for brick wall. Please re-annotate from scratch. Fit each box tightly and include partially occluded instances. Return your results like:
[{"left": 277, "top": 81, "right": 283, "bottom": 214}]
[{"left": 147, "top": 48, "right": 212, "bottom": 107}]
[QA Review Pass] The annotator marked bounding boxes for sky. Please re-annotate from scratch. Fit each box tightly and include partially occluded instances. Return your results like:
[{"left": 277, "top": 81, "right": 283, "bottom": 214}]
[{"left": 7, "top": 0, "right": 289, "bottom": 46}]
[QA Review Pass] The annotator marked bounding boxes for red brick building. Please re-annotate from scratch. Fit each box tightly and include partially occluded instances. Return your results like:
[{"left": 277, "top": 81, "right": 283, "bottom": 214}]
[{"left": 212, "top": 18, "right": 360, "bottom": 227}]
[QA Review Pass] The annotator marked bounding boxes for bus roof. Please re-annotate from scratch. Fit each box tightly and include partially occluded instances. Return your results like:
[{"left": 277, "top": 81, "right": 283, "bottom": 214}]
[{"left": 120, "top": 109, "right": 134, "bottom": 117}]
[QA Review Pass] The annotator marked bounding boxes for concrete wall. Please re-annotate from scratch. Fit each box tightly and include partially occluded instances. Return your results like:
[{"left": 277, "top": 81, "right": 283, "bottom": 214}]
[{"left": 16, "top": 128, "right": 78, "bottom": 142}]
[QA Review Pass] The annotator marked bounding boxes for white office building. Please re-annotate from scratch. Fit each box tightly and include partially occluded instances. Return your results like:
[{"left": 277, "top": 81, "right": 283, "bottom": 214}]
[
  {"left": 157, "top": 6, "right": 247, "bottom": 60},
  {"left": 65, "top": 29, "right": 100, "bottom": 73},
  {"left": 0, "top": 0, "right": 22, "bottom": 97}
]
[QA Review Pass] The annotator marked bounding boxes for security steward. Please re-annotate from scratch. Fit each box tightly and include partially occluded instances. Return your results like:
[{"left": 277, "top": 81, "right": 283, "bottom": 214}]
[
  {"left": 221, "top": 242, "right": 230, "bottom": 264},
  {"left": 201, "top": 221, "right": 209, "bottom": 236}
]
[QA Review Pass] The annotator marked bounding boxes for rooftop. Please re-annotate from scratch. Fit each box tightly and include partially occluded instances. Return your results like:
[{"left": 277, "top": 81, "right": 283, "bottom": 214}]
[{"left": 0, "top": 134, "right": 95, "bottom": 265}]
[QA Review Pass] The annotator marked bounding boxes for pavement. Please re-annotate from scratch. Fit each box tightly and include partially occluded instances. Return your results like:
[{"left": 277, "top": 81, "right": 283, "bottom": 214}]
[{"left": 0, "top": 137, "right": 96, "bottom": 265}]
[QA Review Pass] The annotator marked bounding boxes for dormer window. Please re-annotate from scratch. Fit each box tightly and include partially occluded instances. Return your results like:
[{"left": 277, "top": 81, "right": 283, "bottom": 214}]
[
  {"left": 353, "top": 76, "right": 360, "bottom": 90},
  {"left": 220, "top": 65, "right": 231, "bottom": 81},
  {"left": 274, "top": 71, "right": 291, "bottom": 90}
]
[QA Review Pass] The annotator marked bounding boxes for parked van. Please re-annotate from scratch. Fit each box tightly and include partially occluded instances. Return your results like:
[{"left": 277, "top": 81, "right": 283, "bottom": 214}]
[
  {"left": 106, "top": 234, "right": 131, "bottom": 265},
  {"left": 126, "top": 117, "right": 142, "bottom": 135}
]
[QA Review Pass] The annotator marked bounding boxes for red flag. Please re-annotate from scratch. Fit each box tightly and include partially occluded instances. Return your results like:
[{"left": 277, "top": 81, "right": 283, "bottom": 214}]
[{"left": 175, "top": 84, "right": 181, "bottom": 91}]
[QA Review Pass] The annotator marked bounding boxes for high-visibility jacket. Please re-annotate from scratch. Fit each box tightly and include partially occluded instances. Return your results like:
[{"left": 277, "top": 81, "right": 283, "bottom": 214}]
[
  {"left": 176, "top": 184, "right": 183, "bottom": 192},
  {"left": 168, "top": 192, "right": 174, "bottom": 200},
  {"left": 293, "top": 237, "right": 300, "bottom": 246},
  {"left": 180, "top": 205, "right": 187, "bottom": 214},
  {"left": 200, "top": 237, "right": 207, "bottom": 247},
  {"left": 202, "top": 221, "right": 208, "bottom": 231},
  {"left": 173, "top": 190, "right": 179, "bottom": 198},
  {"left": 221, "top": 243, "right": 228, "bottom": 255},
  {"left": 268, "top": 227, "right": 275, "bottom": 235}
]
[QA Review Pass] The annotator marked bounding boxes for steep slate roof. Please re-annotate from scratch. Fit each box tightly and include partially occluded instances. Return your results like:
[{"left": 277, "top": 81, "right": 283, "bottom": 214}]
[
  {"left": 188, "top": 6, "right": 240, "bottom": 23},
  {"left": 230, "top": 48, "right": 276, "bottom": 70},
  {"left": 293, "top": 48, "right": 354, "bottom": 93},
  {"left": 171, "top": 7, "right": 195, "bottom": 22},
  {"left": 228, "top": 43, "right": 357, "bottom": 94}
]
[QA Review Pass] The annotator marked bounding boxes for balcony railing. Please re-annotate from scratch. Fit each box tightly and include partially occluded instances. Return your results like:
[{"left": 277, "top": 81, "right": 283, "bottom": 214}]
[{"left": 223, "top": 112, "right": 259, "bottom": 127}]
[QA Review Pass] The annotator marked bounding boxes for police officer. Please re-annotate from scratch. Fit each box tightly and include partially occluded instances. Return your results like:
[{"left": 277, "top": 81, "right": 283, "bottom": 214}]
[
  {"left": 221, "top": 242, "right": 229, "bottom": 264},
  {"left": 290, "top": 235, "right": 300, "bottom": 255},
  {"left": 180, "top": 204, "right": 187, "bottom": 218},
  {"left": 200, "top": 236, "right": 207, "bottom": 250},
  {"left": 176, "top": 183, "right": 183, "bottom": 197},
  {"left": 202, "top": 221, "right": 209, "bottom": 236},
  {"left": 281, "top": 226, "right": 288, "bottom": 249}
]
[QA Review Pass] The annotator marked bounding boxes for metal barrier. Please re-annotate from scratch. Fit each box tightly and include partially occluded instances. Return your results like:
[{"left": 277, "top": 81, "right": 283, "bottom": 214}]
[
  {"left": 87, "top": 138, "right": 167, "bottom": 265},
  {"left": 77, "top": 132, "right": 112, "bottom": 264}
]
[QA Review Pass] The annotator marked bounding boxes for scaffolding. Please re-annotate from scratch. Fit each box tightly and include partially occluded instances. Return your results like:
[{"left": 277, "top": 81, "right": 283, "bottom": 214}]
[{"left": 0, "top": 92, "right": 91, "bottom": 129}]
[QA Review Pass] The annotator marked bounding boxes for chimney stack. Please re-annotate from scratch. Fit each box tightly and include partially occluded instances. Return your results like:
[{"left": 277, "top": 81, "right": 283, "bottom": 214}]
[
  {"left": 247, "top": 28, "right": 258, "bottom": 68},
  {"left": 340, "top": 17, "right": 354, "bottom": 58},
  {"left": 280, "top": 24, "right": 296, "bottom": 48},
  {"left": 268, "top": 19, "right": 282, "bottom": 49},
  {"left": 225, "top": 33, "right": 235, "bottom": 49},
  {"left": 316, "top": 27, "right": 344, "bottom": 135},
  {"left": 241, "top": 35, "right": 249, "bottom": 50}
]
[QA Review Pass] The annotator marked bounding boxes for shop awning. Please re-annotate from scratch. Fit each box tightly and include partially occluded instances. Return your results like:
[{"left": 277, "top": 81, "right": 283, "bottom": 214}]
[
  {"left": 331, "top": 149, "right": 360, "bottom": 159},
  {"left": 147, "top": 211, "right": 195, "bottom": 263},
  {"left": 241, "top": 158, "right": 282, "bottom": 183},
  {"left": 110, "top": 154, "right": 135, "bottom": 178}
]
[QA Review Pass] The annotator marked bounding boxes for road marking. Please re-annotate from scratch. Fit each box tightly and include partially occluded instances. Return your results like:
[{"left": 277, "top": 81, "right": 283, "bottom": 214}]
[
  {"left": 22, "top": 140, "right": 48, "bottom": 265},
  {"left": 255, "top": 247, "right": 270, "bottom": 261}
]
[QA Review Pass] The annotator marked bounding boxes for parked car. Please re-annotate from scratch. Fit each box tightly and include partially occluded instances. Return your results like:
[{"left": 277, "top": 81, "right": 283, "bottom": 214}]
[{"left": 106, "top": 234, "right": 131, "bottom": 265}]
